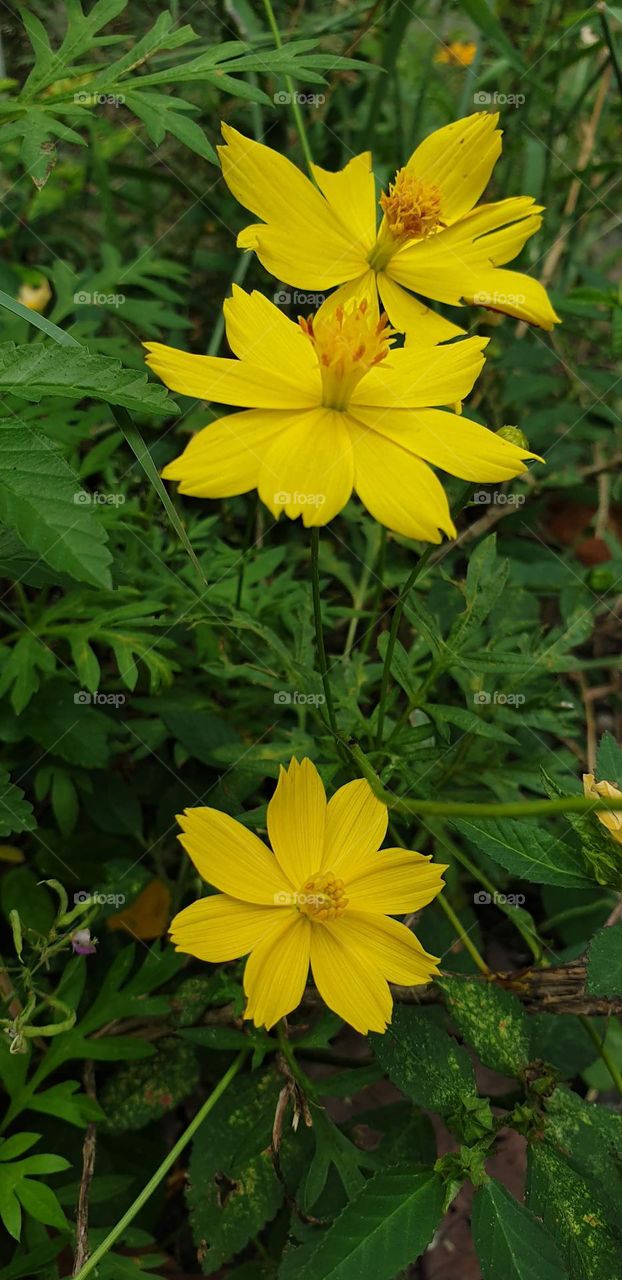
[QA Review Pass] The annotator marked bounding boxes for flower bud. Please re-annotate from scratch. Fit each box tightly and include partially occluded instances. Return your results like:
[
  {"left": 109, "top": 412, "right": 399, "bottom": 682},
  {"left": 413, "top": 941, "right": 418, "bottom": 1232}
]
[{"left": 497, "top": 424, "right": 530, "bottom": 450}]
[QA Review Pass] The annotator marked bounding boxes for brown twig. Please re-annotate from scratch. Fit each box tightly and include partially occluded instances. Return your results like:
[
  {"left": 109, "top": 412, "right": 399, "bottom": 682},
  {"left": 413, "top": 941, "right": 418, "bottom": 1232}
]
[{"left": 72, "top": 1061, "right": 97, "bottom": 1277}]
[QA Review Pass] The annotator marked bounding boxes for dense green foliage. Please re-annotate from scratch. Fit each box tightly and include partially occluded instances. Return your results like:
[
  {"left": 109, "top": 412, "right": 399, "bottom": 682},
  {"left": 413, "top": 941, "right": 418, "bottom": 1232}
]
[{"left": 0, "top": 1, "right": 621, "bottom": 1278}]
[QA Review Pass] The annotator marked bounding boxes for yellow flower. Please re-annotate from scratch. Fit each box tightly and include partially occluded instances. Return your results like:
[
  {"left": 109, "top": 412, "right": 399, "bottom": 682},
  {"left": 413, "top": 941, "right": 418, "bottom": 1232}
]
[
  {"left": 18, "top": 280, "right": 52, "bottom": 313},
  {"left": 217, "top": 114, "right": 559, "bottom": 341},
  {"left": 146, "top": 286, "right": 538, "bottom": 539},
  {"left": 170, "top": 759, "right": 446, "bottom": 1033},
  {"left": 583, "top": 773, "right": 622, "bottom": 845},
  {"left": 435, "top": 41, "right": 478, "bottom": 67}
]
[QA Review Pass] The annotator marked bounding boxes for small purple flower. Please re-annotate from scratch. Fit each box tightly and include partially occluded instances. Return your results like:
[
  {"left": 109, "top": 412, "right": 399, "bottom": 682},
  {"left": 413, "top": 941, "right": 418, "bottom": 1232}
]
[{"left": 71, "top": 928, "right": 97, "bottom": 956}]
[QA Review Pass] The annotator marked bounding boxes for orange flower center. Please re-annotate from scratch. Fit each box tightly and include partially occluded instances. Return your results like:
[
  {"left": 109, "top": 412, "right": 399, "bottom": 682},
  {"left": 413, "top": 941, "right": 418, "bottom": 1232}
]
[
  {"left": 299, "top": 299, "right": 393, "bottom": 411},
  {"left": 297, "top": 870, "right": 349, "bottom": 921},
  {"left": 369, "top": 169, "right": 443, "bottom": 271}
]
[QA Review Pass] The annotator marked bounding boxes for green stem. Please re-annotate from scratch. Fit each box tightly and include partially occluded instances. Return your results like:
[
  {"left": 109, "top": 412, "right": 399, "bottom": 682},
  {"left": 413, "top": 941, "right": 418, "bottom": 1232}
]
[
  {"left": 348, "top": 741, "right": 622, "bottom": 820},
  {"left": 261, "top": 0, "right": 315, "bottom": 175},
  {"left": 310, "top": 527, "right": 339, "bottom": 738},
  {"left": 599, "top": 4, "right": 622, "bottom": 97},
  {"left": 361, "top": 527, "right": 387, "bottom": 657},
  {"left": 580, "top": 1016, "right": 622, "bottom": 1098},
  {"left": 375, "top": 482, "right": 472, "bottom": 749},
  {"left": 70, "top": 1051, "right": 247, "bottom": 1280},
  {"left": 437, "top": 894, "right": 490, "bottom": 975}
]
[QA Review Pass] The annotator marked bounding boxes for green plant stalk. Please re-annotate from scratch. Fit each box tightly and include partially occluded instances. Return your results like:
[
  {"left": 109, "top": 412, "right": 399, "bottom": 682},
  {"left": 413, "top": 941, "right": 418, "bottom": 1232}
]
[
  {"left": 599, "top": 4, "right": 622, "bottom": 97},
  {"left": 310, "top": 527, "right": 339, "bottom": 738},
  {"left": 69, "top": 1050, "right": 248, "bottom": 1280},
  {"left": 375, "top": 481, "right": 472, "bottom": 748},
  {"left": 261, "top": 0, "right": 315, "bottom": 175},
  {"left": 348, "top": 741, "right": 622, "bottom": 820},
  {"left": 580, "top": 1015, "right": 622, "bottom": 1098},
  {"left": 436, "top": 893, "right": 490, "bottom": 975}
]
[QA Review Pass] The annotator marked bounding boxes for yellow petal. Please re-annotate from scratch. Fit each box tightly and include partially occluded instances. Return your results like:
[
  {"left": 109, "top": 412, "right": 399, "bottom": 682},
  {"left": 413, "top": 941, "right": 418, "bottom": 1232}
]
[
  {"left": 406, "top": 112, "right": 502, "bottom": 223},
  {"left": 462, "top": 268, "right": 560, "bottom": 329},
  {"left": 345, "top": 848, "right": 447, "bottom": 914},
  {"left": 218, "top": 124, "right": 366, "bottom": 288},
  {"left": 162, "top": 408, "right": 289, "bottom": 497},
  {"left": 347, "top": 415, "right": 456, "bottom": 542},
  {"left": 336, "top": 912, "right": 440, "bottom": 986},
  {"left": 170, "top": 894, "right": 280, "bottom": 961},
  {"left": 107, "top": 879, "right": 170, "bottom": 940},
  {"left": 351, "top": 335, "right": 488, "bottom": 409},
  {"left": 223, "top": 285, "right": 320, "bottom": 396},
  {"left": 350, "top": 406, "right": 539, "bottom": 482},
  {"left": 319, "top": 269, "right": 378, "bottom": 319},
  {"left": 310, "top": 924, "right": 392, "bottom": 1033},
  {"left": 144, "top": 336, "right": 317, "bottom": 408},
  {"left": 267, "top": 758, "right": 326, "bottom": 886},
  {"left": 244, "top": 913, "right": 311, "bottom": 1028},
  {"left": 258, "top": 407, "right": 354, "bottom": 526},
  {"left": 377, "top": 273, "right": 465, "bottom": 343},
  {"left": 176, "top": 807, "right": 292, "bottom": 903},
  {"left": 310, "top": 152, "right": 377, "bottom": 252},
  {"left": 322, "top": 779, "right": 388, "bottom": 875}
]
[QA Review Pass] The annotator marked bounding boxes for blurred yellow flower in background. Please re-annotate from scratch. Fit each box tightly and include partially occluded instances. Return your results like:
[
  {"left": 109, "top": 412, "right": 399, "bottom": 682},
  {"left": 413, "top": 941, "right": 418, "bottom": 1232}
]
[
  {"left": 18, "top": 279, "right": 52, "bottom": 313},
  {"left": 170, "top": 758, "right": 446, "bottom": 1033},
  {"left": 435, "top": 41, "right": 477, "bottom": 67}
]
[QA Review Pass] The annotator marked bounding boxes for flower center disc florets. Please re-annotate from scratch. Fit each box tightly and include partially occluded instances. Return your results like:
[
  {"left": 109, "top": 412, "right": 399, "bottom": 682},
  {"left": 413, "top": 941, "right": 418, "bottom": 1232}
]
[
  {"left": 299, "top": 299, "right": 394, "bottom": 411},
  {"left": 380, "top": 167, "right": 443, "bottom": 240},
  {"left": 298, "top": 870, "right": 349, "bottom": 921}
]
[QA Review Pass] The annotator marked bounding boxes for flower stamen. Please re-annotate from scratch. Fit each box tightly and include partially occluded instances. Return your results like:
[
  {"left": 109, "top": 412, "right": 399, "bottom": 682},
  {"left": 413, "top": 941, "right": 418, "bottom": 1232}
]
[
  {"left": 299, "top": 299, "right": 394, "bottom": 410},
  {"left": 297, "top": 869, "right": 349, "bottom": 922}
]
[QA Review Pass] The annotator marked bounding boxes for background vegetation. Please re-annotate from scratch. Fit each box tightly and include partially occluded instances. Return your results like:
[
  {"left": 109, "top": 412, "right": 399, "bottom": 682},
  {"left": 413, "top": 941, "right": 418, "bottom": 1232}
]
[{"left": 0, "top": 1, "right": 621, "bottom": 1278}]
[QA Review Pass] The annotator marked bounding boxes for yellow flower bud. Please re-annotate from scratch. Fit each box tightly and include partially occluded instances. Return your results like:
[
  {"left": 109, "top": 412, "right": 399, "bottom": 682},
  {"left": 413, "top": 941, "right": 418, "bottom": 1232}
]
[{"left": 583, "top": 773, "right": 622, "bottom": 845}]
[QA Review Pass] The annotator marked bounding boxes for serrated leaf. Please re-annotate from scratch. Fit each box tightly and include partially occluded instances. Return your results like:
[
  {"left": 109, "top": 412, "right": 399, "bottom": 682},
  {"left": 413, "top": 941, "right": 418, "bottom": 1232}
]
[
  {"left": 527, "top": 1143, "right": 622, "bottom": 1280},
  {"left": 0, "top": 769, "right": 36, "bottom": 838},
  {"left": 452, "top": 817, "right": 591, "bottom": 888},
  {"left": 595, "top": 732, "right": 622, "bottom": 786},
  {"left": 0, "top": 343, "right": 176, "bottom": 416},
  {"left": 472, "top": 1178, "right": 568, "bottom": 1280},
  {"left": 440, "top": 977, "right": 530, "bottom": 1077},
  {"left": 0, "top": 423, "right": 112, "bottom": 588},
  {"left": 294, "top": 1169, "right": 445, "bottom": 1280},
  {"left": 586, "top": 927, "right": 622, "bottom": 997},
  {"left": 371, "top": 1006, "right": 476, "bottom": 1115}
]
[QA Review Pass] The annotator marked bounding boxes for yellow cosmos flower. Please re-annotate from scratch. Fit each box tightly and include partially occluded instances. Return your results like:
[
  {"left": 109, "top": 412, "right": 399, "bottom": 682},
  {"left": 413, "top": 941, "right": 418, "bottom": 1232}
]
[
  {"left": 169, "top": 759, "right": 446, "bottom": 1034},
  {"left": 217, "top": 113, "right": 559, "bottom": 342},
  {"left": 146, "top": 286, "right": 538, "bottom": 539},
  {"left": 435, "top": 41, "right": 478, "bottom": 67},
  {"left": 583, "top": 773, "right": 622, "bottom": 845}
]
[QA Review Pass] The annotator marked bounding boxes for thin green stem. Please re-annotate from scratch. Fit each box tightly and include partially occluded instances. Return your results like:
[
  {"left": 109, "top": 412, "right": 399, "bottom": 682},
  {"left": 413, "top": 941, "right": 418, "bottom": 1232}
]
[
  {"left": 580, "top": 1015, "right": 622, "bottom": 1098},
  {"left": 361, "top": 526, "right": 387, "bottom": 657},
  {"left": 348, "top": 741, "right": 622, "bottom": 821},
  {"left": 261, "top": 0, "right": 315, "bottom": 175},
  {"left": 70, "top": 1051, "right": 247, "bottom": 1280},
  {"left": 599, "top": 3, "right": 622, "bottom": 97},
  {"left": 310, "top": 527, "right": 339, "bottom": 738},
  {"left": 375, "top": 482, "right": 472, "bottom": 749},
  {"left": 437, "top": 893, "right": 490, "bottom": 975}
]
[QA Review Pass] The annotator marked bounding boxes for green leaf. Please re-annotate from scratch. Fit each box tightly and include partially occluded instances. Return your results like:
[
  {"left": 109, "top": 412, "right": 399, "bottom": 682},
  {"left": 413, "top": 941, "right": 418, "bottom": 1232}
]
[
  {"left": 586, "top": 927, "right": 622, "bottom": 997},
  {"left": 542, "top": 1086, "right": 622, "bottom": 1217},
  {"left": 294, "top": 1169, "right": 445, "bottom": 1280},
  {"left": 595, "top": 732, "right": 622, "bottom": 785},
  {"left": 370, "top": 1006, "right": 476, "bottom": 1115},
  {"left": 454, "top": 0, "right": 525, "bottom": 68},
  {"left": 452, "top": 817, "right": 591, "bottom": 888},
  {"left": 472, "top": 1178, "right": 568, "bottom": 1280},
  {"left": 0, "top": 342, "right": 176, "bottom": 416},
  {"left": 527, "top": 1143, "right": 622, "bottom": 1280},
  {"left": 440, "top": 977, "right": 531, "bottom": 1077},
  {"left": 0, "top": 768, "right": 35, "bottom": 838},
  {"left": 0, "top": 423, "right": 112, "bottom": 588},
  {"left": 99, "top": 1039, "right": 199, "bottom": 1132}
]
